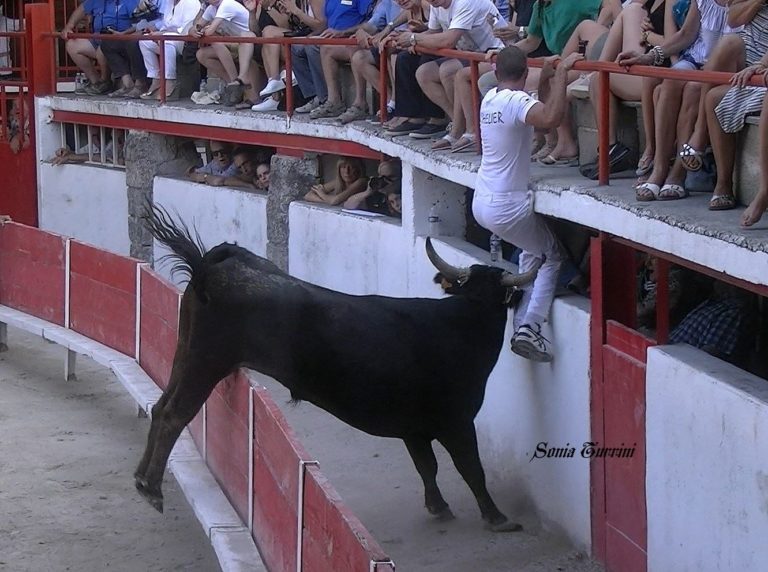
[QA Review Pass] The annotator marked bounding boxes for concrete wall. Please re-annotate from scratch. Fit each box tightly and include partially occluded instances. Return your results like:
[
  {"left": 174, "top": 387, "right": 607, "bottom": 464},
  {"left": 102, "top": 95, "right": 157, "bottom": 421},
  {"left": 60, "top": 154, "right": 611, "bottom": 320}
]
[
  {"left": 647, "top": 345, "right": 768, "bottom": 572},
  {"left": 152, "top": 177, "right": 268, "bottom": 284},
  {"left": 38, "top": 162, "right": 130, "bottom": 256}
]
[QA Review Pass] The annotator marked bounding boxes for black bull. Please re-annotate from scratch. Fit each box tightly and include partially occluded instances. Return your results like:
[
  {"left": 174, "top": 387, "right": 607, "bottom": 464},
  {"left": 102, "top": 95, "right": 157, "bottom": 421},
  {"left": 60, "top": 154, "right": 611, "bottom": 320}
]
[{"left": 135, "top": 205, "right": 540, "bottom": 532}]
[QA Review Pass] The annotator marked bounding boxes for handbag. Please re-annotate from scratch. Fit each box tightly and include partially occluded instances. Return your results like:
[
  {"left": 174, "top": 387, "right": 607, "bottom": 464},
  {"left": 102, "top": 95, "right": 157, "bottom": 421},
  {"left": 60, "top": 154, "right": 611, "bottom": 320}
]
[{"left": 131, "top": 0, "right": 162, "bottom": 23}]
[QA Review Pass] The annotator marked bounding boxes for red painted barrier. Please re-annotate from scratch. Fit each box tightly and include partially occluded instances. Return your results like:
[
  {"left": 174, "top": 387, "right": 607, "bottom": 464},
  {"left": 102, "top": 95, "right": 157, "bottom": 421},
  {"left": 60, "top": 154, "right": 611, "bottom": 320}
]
[
  {"left": 0, "top": 222, "right": 65, "bottom": 323},
  {"left": 206, "top": 371, "right": 251, "bottom": 522},
  {"left": 139, "top": 267, "right": 179, "bottom": 390},
  {"left": 68, "top": 241, "right": 138, "bottom": 356}
]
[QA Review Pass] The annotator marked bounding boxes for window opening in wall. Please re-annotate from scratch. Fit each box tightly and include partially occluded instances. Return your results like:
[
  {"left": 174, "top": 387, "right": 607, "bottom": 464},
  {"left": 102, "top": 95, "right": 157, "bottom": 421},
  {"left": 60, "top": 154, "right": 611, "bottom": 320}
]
[{"left": 53, "top": 123, "right": 126, "bottom": 168}]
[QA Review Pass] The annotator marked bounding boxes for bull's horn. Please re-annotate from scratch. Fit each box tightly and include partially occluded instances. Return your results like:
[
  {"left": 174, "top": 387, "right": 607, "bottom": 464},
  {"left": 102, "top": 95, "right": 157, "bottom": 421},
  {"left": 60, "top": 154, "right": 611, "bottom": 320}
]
[
  {"left": 425, "top": 237, "right": 468, "bottom": 282},
  {"left": 499, "top": 258, "right": 543, "bottom": 287}
]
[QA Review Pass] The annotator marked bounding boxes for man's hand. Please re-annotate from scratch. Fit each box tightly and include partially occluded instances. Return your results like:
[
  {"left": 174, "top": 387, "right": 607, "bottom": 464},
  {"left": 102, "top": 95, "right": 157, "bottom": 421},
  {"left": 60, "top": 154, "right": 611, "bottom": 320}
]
[
  {"left": 355, "top": 28, "right": 372, "bottom": 48},
  {"left": 617, "top": 50, "right": 652, "bottom": 68},
  {"left": 207, "top": 175, "right": 225, "bottom": 186},
  {"left": 243, "top": 0, "right": 257, "bottom": 11},
  {"left": 485, "top": 47, "right": 501, "bottom": 62},
  {"left": 493, "top": 25, "right": 518, "bottom": 42},
  {"left": 407, "top": 19, "right": 427, "bottom": 32},
  {"left": 319, "top": 28, "right": 346, "bottom": 38},
  {"left": 559, "top": 52, "right": 585, "bottom": 72},
  {"left": 539, "top": 55, "right": 558, "bottom": 82},
  {"left": 394, "top": 31, "right": 415, "bottom": 49},
  {"left": 60, "top": 27, "right": 73, "bottom": 40}
]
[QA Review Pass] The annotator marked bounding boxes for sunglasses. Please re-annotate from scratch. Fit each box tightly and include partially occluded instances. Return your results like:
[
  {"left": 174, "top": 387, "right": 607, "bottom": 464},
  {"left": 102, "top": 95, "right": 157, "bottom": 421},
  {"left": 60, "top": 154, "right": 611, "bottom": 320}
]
[{"left": 212, "top": 149, "right": 229, "bottom": 157}]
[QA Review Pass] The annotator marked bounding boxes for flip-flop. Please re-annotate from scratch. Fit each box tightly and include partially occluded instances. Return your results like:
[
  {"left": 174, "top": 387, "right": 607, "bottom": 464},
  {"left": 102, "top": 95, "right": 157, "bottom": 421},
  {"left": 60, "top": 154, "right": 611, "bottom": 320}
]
[
  {"left": 636, "top": 182, "right": 660, "bottom": 201},
  {"left": 636, "top": 156, "right": 654, "bottom": 177},
  {"left": 539, "top": 154, "right": 578, "bottom": 167},
  {"left": 709, "top": 194, "right": 736, "bottom": 211},
  {"left": 658, "top": 183, "right": 688, "bottom": 200},
  {"left": 679, "top": 143, "right": 704, "bottom": 172}
]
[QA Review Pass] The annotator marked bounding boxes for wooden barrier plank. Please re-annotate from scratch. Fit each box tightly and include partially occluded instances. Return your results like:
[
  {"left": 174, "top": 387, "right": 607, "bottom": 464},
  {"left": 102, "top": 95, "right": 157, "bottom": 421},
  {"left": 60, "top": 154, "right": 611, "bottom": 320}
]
[
  {"left": 0, "top": 223, "right": 65, "bottom": 324},
  {"left": 69, "top": 241, "right": 137, "bottom": 356},
  {"left": 139, "top": 268, "right": 180, "bottom": 389}
]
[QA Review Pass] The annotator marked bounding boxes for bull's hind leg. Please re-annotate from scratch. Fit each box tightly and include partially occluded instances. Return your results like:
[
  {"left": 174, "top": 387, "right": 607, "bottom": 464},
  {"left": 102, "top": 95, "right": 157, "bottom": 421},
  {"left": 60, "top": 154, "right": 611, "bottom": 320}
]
[
  {"left": 437, "top": 424, "right": 522, "bottom": 532},
  {"left": 403, "top": 437, "right": 454, "bottom": 521}
]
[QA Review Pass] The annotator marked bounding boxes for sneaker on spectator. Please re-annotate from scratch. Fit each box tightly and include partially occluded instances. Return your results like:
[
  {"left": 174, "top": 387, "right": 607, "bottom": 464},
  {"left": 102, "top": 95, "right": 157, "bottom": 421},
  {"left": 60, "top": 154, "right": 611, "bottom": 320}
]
[
  {"left": 295, "top": 96, "right": 321, "bottom": 114},
  {"left": 386, "top": 120, "right": 424, "bottom": 136},
  {"left": 409, "top": 122, "right": 448, "bottom": 139},
  {"left": 510, "top": 323, "right": 553, "bottom": 362},
  {"left": 84, "top": 79, "right": 112, "bottom": 95},
  {"left": 251, "top": 96, "right": 279, "bottom": 112},
  {"left": 309, "top": 100, "right": 346, "bottom": 120},
  {"left": 337, "top": 105, "right": 368, "bottom": 124},
  {"left": 75, "top": 79, "right": 91, "bottom": 94},
  {"left": 260, "top": 78, "right": 286, "bottom": 98}
]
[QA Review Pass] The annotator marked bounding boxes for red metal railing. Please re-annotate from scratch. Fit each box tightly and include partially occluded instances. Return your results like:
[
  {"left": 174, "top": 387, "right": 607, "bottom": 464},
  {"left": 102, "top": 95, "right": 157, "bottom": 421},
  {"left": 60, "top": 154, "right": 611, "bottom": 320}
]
[{"left": 35, "top": 26, "right": 768, "bottom": 186}]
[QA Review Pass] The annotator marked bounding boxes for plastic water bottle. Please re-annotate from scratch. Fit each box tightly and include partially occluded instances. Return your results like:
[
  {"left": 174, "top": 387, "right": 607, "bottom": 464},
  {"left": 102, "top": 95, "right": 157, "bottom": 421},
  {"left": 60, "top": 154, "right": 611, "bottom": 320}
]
[
  {"left": 199, "top": 78, "right": 208, "bottom": 93},
  {"left": 428, "top": 205, "right": 440, "bottom": 237},
  {"left": 489, "top": 234, "right": 502, "bottom": 262}
]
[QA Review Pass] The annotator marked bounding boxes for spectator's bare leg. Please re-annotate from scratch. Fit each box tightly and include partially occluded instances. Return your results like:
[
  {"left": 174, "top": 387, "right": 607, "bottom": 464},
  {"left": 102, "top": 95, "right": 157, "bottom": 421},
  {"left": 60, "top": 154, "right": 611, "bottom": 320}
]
[
  {"left": 457, "top": 63, "right": 492, "bottom": 138},
  {"left": 438, "top": 60, "right": 461, "bottom": 118},
  {"left": 706, "top": 84, "right": 737, "bottom": 200},
  {"left": 96, "top": 48, "right": 109, "bottom": 82},
  {"left": 664, "top": 82, "right": 701, "bottom": 185},
  {"left": 197, "top": 46, "right": 234, "bottom": 83},
  {"left": 350, "top": 49, "right": 374, "bottom": 109},
  {"left": 742, "top": 95, "right": 768, "bottom": 226},
  {"left": 261, "top": 26, "right": 288, "bottom": 80},
  {"left": 236, "top": 36, "right": 255, "bottom": 84},
  {"left": 321, "top": 46, "right": 354, "bottom": 105},
  {"left": 547, "top": 70, "right": 581, "bottom": 160},
  {"left": 637, "top": 78, "right": 662, "bottom": 173},
  {"left": 645, "top": 79, "right": 686, "bottom": 187},
  {"left": 66, "top": 39, "right": 102, "bottom": 85},
  {"left": 416, "top": 59, "right": 460, "bottom": 120}
]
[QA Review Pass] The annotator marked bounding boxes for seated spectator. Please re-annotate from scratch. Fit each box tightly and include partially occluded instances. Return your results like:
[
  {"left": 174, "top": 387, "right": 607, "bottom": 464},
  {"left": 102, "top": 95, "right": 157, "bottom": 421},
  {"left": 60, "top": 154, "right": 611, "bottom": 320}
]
[
  {"left": 5, "top": 97, "right": 30, "bottom": 154},
  {"left": 138, "top": 0, "right": 201, "bottom": 100},
  {"left": 205, "top": 147, "right": 260, "bottom": 188},
  {"left": 246, "top": 0, "right": 326, "bottom": 111},
  {"left": 61, "top": 0, "right": 140, "bottom": 96},
  {"left": 343, "top": 159, "right": 402, "bottom": 213},
  {"left": 619, "top": 0, "right": 734, "bottom": 202},
  {"left": 256, "top": 162, "right": 271, "bottom": 190},
  {"left": 193, "top": 0, "right": 260, "bottom": 107},
  {"left": 387, "top": 189, "right": 402, "bottom": 217},
  {"left": 187, "top": 140, "right": 239, "bottom": 182},
  {"left": 733, "top": 91, "right": 768, "bottom": 226},
  {"left": 304, "top": 157, "right": 368, "bottom": 204},
  {"left": 51, "top": 126, "right": 124, "bottom": 165},
  {"left": 322, "top": 0, "right": 407, "bottom": 124},
  {"left": 383, "top": 0, "right": 506, "bottom": 139},
  {"left": 295, "top": 0, "right": 376, "bottom": 119},
  {"left": 349, "top": 0, "right": 430, "bottom": 127},
  {"left": 579, "top": 0, "right": 672, "bottom": 179}
]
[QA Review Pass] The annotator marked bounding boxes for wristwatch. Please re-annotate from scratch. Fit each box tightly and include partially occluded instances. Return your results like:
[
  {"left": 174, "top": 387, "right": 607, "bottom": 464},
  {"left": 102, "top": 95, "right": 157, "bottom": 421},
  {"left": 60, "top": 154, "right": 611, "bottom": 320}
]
[{"left": 409, "top": 33, "right": 417, "bottom": 46}]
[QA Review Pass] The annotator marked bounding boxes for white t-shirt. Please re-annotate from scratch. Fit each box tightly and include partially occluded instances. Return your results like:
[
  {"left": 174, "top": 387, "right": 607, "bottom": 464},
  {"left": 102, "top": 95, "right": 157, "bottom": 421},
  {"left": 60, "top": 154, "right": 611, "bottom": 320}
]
[
  {"left": 476, "top": 87, "right": 539, "bottom": 195},
  {"left": 202, "top": 0, "right": 250, "bottom": 36},
  {"left": 427, "top": 0, "right": 505, "bottom": 52}
]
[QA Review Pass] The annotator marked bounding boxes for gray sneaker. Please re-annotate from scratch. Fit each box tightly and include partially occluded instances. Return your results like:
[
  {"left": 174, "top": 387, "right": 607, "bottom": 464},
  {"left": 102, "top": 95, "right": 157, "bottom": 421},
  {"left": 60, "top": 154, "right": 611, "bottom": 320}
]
[
  {"left": 510, "top": 323, "right": 553, "bottom": 362},
  {"left": 295, "top": 96, "right": 321, "bottom": 114},
  {"left": 309, "top": 100, "right": 346, "bottom": 120}
]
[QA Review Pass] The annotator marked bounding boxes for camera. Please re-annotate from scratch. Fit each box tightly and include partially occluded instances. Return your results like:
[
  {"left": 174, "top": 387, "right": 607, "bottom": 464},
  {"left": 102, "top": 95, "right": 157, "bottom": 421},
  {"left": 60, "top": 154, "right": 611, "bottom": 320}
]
[
  {"left": 369, "top": 176, "right": 387, "bottom": 191},
  {"left": 100, "top": 26, "right": 116, "bottom": 34}
]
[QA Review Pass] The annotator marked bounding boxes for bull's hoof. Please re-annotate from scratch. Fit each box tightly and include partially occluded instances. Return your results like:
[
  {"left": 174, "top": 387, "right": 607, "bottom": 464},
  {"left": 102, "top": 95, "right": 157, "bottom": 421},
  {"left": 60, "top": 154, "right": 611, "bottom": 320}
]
[
  {"left": 484, "top": 515, "right": 522, "bottom": 533},
  {"left": 429, "top": 506, "right": 456, "bottom": 522},
  {"left": 135, "top": 476, "right": 164, "bottom": 513}
]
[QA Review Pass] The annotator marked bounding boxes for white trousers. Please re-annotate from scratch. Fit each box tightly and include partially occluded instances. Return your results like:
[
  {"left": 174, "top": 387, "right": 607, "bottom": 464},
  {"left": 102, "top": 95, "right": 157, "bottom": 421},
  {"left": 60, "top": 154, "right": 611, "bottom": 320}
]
[
  {"left": 139, "top": 36, "right": 184, "bottom": 79},
  {"left": 472, "top": 190, "right": 564, "bottom": 329}
]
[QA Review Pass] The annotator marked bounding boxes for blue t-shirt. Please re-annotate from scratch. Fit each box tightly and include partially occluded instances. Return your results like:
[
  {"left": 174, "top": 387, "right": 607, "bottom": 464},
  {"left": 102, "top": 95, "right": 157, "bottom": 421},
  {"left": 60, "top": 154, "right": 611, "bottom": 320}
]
[
  {"left": 83, "top": 0, "right": 140, "bottom": 33},
  {"left": 367, "top": 0, "right": 404, "bottom": 30},
  {"left": 325, "top": 0, "right": 374, "bottom": 31}
]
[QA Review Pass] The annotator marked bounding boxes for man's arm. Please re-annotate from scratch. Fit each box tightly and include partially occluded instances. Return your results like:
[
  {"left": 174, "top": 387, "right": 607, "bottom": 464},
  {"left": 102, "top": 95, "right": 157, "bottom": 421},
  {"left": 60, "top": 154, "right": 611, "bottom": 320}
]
[
  {"left": 514, "top": 34, "right": 543, "bottom": 55},
  {"left": 525, "top": 53, "right": 584, "bottom": 129},
  {"left": 61, "top": 4, "right": 86, "bottom": 38},
  {"left": 728, "top": 0, "right": 765, "bottom": 28}
]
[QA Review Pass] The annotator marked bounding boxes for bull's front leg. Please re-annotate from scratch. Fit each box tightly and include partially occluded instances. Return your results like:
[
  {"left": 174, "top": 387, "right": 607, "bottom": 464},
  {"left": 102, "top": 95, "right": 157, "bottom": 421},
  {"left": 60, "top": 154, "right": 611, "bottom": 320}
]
[{"left": 403, "top": 437, "right": 455, "bottom": 521}]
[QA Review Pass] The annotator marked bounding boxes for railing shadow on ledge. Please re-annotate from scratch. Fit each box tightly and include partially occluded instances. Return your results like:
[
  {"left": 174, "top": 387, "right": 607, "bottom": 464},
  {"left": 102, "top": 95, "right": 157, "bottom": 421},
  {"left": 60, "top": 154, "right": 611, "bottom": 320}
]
[{"left": 0, "top": 220, "right": 395, "bottom": 572}]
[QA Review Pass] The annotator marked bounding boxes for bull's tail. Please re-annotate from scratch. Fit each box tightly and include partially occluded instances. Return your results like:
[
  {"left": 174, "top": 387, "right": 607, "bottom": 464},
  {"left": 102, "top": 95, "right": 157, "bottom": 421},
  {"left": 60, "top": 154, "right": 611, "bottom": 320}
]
[{"left": 143, "top": 202, "right": 206, "bottom": 286}]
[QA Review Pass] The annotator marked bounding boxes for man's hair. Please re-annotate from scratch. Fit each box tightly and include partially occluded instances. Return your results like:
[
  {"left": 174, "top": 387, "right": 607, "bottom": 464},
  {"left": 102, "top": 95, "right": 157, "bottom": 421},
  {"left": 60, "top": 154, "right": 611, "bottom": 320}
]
[
  {"left": 231, "top": 146, "right": 252, "bottom": 158},
  {"left": 495, "top": 46, "right": 528, "bottom": 82}
]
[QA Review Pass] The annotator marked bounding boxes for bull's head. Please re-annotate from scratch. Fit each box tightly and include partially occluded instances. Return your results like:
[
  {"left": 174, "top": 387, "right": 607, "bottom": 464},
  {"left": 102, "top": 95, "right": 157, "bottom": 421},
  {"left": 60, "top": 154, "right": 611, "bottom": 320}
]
[{"left": 426, "top": 238, "right": 541, "bottom": 304}]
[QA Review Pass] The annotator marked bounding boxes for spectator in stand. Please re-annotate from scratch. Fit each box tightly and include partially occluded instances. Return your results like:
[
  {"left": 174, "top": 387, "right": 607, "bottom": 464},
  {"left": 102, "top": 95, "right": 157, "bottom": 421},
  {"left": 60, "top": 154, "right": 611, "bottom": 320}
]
[
  {"left": 246, "top": 0, "right": 326, "bottom": 111},
  {"left": 304, "top": 157, "right": 368, "bottom": 204},
  {"left": 318, "top": 0, "right": 407, "bottom": 124},
  {"left": 289, "top": 0, "right": 374, "bottom": 116},
  {"left": 618, "top": 0, "right": 734, "bottom": 202},
  {"left": 138, "top": 0, "right": 201, "bottom": 100},
  {"left": 343, "top": 159, "right": 402, "bottom": 214},
  {"left": 187, "top": 140, "right": 240, "bottom": 183},
  {"left": 256, "top": 162, "right": 271, "bottom": 190},
  {"left": 51, "top": 126, "right": 124, "bottom": 165},
  {"left": 61, "top": 0, "right": 144, "bottom": 96},
  {"left": 382, "top": 0, "right": 506, "bottom": 140},
  {"left": 349, "top": 0, "right": 430, "bottom": 128},
  {"left": 193, "top": 0, "right": 260, "bottom": 106},
  {"left": 204, "top": 147, "right": 260, "bottom": 188},
  {"left": 299, "top": 0, "right": 376, "bottom": 119},
  {"left": 5, "top": 97, "right": 30, "bottom": 154},
  {"left": 694, "top": 1, "right": 768, "bottom": 212},
  {"left": 579, "top": 0, "right": 672, "bottom": 179}
]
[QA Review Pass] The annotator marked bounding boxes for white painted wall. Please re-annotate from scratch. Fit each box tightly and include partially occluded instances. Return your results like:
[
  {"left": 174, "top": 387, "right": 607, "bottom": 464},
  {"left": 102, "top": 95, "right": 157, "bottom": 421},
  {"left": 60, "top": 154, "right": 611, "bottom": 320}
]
[
  {"left": 153, "top": 177, "right": 268, "bottom": 285},
  {"left": 289, "top": 201, "right": 593, "bottom": 550},
  {"left": 647, "top": 345, "right": 768, "bottom": 572},
  {"left": 38, "top": 162, "right": 130, "bottom": 255}
]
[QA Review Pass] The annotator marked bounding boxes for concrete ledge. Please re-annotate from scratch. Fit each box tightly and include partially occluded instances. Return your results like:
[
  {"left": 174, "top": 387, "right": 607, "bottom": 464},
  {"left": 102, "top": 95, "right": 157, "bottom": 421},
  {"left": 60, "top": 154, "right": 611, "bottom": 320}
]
[{"left": 0, "top": 305, "right": 265, "bottom": 572}]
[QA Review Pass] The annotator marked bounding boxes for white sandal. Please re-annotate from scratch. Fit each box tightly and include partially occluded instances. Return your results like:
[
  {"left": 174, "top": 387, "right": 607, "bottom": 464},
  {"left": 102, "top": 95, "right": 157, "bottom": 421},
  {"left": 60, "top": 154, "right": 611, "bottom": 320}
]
[{"left": 635, "top": 182, "right": 660, "bottom": 202}]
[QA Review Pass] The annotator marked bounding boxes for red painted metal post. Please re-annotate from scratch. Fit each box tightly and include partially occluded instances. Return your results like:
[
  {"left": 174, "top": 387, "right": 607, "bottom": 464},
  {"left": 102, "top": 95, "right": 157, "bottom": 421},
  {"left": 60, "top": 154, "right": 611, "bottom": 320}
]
[
  {"left": 598, "top": 70, "right": 610, "bottom": 186},
  {"left": 158, "top": 38, "right": 166, "bottom": 104},
  {"left": 470, "top": 60, "right": 480, "bottom": 154},
  {"left": 284, "top": 43, "right": 293, "bottom": 118},
  {"left": 26, "top": 3, "right": 54, "bottom": 96},
  {"left": 655, "top": 257, "right": 670, "bottom": 345},
  {"left": 378, "top": 47, "right": 388, "bottom": 124}
]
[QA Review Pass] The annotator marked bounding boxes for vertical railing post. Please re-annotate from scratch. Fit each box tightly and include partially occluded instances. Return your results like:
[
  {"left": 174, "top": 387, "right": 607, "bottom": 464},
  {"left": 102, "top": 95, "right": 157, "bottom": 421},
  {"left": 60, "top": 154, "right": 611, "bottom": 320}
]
[
  {"left": 158, "top": 38, "right": 166, "bottom": 104},
  {"left": 470, "top": 59, "right": 480, "bottom": 154},
  {"left": 597, "top": 70, "right": 610, "bottom": 186},
  {"left": 378, "top": 46, "right": 388, "bottom": 123},
  {"left": 284, "top": 41, "right": 294, "bottom": 120},
  {"left": 26, "top": 3, "right": 55, "bottom": 96}
]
